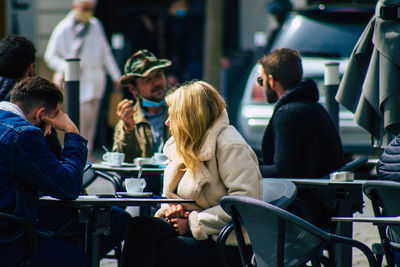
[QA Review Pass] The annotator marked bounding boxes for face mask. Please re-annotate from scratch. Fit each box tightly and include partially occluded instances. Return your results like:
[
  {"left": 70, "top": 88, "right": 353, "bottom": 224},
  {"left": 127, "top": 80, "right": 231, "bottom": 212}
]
[
  {"left": 175, "top": 9, "right": 187, "bottom": 17},
  {"left": 141, "top": 98, "right": 165, "bottom": 107},
  {"left": 74, "top": 10, "right": 93, "bottom": 23}
]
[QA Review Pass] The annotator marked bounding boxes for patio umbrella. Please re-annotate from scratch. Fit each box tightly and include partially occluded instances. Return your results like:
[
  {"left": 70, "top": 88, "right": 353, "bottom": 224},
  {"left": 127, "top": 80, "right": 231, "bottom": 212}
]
[{"left": 336, "top": 0, "right": 400, "bottom": 146}]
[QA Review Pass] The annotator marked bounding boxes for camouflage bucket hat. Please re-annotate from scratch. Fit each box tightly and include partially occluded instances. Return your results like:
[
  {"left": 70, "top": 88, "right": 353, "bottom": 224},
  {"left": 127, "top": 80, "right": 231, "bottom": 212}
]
[{"left": 120, "top": 49, "right": 172, "bottom": 85}]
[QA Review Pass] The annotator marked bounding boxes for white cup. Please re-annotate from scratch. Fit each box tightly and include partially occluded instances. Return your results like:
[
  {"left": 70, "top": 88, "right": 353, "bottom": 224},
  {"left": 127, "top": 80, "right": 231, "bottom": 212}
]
[
  {"left": 152, "top": 153, "right": 168, "bottom": 165},
  {"left": 124, "top": 178, "right": 147, "bottom": 193},
  {"left": 330, "top": 171, "right": 354, "bottom": 182},
  {"left": 103, "top": 152, "right": 125, "bottom": 166}
]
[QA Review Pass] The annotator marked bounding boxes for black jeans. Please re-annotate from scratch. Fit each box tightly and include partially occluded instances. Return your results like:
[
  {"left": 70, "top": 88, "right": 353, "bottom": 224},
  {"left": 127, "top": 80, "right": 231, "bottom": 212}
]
[
  {"left": 0, "top": 232, "right": 89, "bottom": 267},
  {"left": 121, "top": 216, "right": 223, "bottom": 267},
  {"left": 38, "top": 205, "right": 131, "bottom": 258}
]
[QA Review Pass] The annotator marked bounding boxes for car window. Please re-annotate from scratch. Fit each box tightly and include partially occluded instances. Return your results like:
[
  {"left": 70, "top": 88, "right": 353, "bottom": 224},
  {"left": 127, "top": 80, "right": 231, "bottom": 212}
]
[{"left": 272, "top": 10, "right": 373, "bottom": 58}]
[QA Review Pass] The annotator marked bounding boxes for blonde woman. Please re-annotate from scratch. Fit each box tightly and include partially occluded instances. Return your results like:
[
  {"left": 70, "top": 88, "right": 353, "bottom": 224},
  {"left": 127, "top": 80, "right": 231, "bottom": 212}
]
[{"left": 121, "top": 81, "right": 262, "bottom": 267}]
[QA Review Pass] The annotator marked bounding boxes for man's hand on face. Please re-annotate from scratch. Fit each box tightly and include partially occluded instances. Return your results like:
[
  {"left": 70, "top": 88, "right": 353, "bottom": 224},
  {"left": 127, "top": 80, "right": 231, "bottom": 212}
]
[
  {"left": 42, "top": 111, "right": 79, "bottom": 134},
  {"left": 117, "top": 99, "right": 136, "bottom": 132}
]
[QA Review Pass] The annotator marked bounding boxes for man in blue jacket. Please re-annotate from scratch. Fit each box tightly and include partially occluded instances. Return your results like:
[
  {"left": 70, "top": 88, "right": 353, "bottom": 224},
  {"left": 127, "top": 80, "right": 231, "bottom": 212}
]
[
  {"left": 0, "top": 35, "right": 131, "bottom": 263},
  {"left": 0, "top": 76, "right": 89, "bottom": 266}
]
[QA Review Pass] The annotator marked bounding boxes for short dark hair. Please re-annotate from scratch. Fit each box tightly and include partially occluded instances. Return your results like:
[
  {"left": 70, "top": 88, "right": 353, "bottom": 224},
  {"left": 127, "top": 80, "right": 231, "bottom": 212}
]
[
  {"left": 0, "top": 35, "right": 36, "bottom": 80},
  {"left": 11, "top": 77, "right": 63, "bottom": 114},
  {"left": 258, "top": 48, "right": 303, "bottom": 90}
]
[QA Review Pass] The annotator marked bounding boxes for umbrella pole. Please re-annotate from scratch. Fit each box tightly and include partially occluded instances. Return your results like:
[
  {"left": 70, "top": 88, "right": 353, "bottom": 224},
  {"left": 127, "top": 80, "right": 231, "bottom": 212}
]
[
  {"left": 324, "top": 62, "right": 340, "bottom": 129},
  {"left": 64, "top": 58, "right": 80, "bottom": 129}
]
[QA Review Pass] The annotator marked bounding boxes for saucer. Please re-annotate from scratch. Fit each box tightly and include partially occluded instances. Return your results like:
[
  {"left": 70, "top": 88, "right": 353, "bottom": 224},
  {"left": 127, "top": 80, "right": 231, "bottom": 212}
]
[
  {"left": 117, "top": 192, "right": 153, "bottom": 198},
  {"left": 101, "top": 161, "right": 123, "bottom": 167}
]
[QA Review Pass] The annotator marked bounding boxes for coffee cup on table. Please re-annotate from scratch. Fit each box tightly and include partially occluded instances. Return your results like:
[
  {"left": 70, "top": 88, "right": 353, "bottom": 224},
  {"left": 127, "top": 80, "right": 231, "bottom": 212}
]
[
  {"left": 330, "top": 171, "right": 354, "bottom": 182},
  {"left": 124, "top": 178, "right": 147, "bottom": 193},
  {"left": 102, "top": 152, "right": 125, "bottom": 166}
]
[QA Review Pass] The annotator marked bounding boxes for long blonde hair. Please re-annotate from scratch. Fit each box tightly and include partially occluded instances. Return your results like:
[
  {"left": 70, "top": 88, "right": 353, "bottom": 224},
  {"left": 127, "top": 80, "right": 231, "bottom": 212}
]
[{"left": 166, "top": 80, "right": 226, "bottom": 172}]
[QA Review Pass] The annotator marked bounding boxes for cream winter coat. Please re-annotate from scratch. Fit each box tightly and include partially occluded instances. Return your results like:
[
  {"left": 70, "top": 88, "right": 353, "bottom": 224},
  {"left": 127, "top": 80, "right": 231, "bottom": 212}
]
[{"left": 155, "top": 110, "right": 262, "bottom": 242}]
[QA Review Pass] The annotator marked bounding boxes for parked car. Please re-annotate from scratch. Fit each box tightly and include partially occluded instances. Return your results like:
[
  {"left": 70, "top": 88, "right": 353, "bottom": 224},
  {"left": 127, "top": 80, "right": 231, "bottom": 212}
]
[{"left": 237, "top": 5, "right": 376, "bottom": 157}]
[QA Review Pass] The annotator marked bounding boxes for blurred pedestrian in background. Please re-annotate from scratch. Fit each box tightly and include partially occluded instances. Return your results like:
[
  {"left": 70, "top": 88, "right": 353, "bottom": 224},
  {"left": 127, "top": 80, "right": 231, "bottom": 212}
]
[
  {"left": 265, "top": 0, "right": 292, "bottom": 52},
  {"left": 44, "top": 0, "right": 121, "bottom": 157},
  {"left": 165, "top": 0, "right": 204, "bottom": 82}
]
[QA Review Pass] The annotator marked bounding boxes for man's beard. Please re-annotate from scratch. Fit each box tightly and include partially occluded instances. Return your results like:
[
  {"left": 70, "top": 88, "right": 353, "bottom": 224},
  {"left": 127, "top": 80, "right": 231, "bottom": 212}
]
[
  {"left": 148, "top": 85, "right": 166, "bottom": 102},
  {"left": 266, "top": 83, "right": 278, "bottom": 104}
]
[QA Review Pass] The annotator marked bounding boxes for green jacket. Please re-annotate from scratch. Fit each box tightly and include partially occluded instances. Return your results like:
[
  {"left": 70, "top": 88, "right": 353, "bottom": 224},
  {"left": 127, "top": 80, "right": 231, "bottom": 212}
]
[{"left": 112, "top": 101, "right": 170, "bottom": 162}]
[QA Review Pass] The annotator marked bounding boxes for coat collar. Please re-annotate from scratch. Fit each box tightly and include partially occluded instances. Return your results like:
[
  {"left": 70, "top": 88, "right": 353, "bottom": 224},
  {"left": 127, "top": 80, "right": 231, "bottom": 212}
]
[
  {"left": 275, "top": 79, "right": 319, "bottom": 110},
  {"left": 163, "top": 109, "right": 229, "bottom": 161},
  {"left": 0, "top": 101, "right": 25, "bottom": 119},
  {"left": 162, "top": 109, "right": 230, "bottom": 202}
]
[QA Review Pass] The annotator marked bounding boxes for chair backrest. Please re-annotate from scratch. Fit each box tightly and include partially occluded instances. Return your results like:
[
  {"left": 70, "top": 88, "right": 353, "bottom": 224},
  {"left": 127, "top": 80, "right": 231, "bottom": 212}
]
[
  {"left": 221, "top": 195, "right": 377, "bottom": 267},
  {"left": 262, "top": 178, "right": 297, "bottom": 209},
  {"left": 363, "top": 180, "right": 400, "bottom": 266},
  {"left": 216, "top": 179, "right": 297, "bottom": 267},
  {"left": 0, "top": 212, "right": 37, "bottom": 266},
  {"left": 82, "top": 160, "right": 96, "bottom": 189},
  {"left": 363, "top": 181, "right": 400, "bottom": 237}
]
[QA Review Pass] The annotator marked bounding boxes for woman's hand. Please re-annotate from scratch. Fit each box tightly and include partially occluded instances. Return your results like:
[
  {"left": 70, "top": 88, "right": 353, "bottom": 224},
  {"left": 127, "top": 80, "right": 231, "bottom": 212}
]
[
  {"left": 170, "top": 215, "right": 190, "bottom": 235},
  {"left": 165, "top": 205, "right": 191, "bottom": 235},
  {"left": 165, "top": 204, "right": 185, "bottom": 220}
]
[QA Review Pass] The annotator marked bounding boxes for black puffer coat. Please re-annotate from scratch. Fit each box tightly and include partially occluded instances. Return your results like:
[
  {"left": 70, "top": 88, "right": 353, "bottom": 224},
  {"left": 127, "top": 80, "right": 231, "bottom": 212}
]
[{"left": 377, "top": 135, "right": 400, "bottom": 180}]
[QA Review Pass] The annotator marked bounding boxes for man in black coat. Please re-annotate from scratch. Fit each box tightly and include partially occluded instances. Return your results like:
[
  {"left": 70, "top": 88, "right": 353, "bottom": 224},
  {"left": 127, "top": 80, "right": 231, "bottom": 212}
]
[{"left": 259, "top": 48, "right": 344, "bottom": 228}]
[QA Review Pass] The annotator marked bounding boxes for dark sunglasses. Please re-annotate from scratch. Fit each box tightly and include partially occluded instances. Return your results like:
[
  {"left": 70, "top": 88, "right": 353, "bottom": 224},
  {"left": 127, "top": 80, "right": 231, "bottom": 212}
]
[{"left": 256, "top": 77, "right": 263, "bottom": 87}]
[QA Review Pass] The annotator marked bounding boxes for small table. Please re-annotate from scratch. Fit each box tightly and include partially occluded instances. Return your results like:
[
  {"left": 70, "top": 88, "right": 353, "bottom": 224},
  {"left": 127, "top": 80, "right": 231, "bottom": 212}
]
[
  {"left": 40, "top": 196, "right": 195, "bottom": 267},
  {"left": 91, "top": 163, "right": 165, "bottom": 198},
  {"left": 332, "top": 216, "right": 400, "bottom": 225},
  {"left": 91, "top": 163, "right": 165, "bottom": 173},
  {"left": 282, "top": 178, "right": 368, "bottom": 267}
]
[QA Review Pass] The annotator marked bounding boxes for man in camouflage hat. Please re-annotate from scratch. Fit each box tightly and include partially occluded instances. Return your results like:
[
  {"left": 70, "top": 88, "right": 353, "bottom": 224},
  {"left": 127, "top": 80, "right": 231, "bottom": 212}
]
[{"left": 112, "top": 49, "right": 172, "bottom": 162}]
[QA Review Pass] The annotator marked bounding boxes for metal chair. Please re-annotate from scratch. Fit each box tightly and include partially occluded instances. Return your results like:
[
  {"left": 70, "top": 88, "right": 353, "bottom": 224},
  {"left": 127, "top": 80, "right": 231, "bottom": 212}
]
[
  {"left": 0, "top": 212, "right": 37, "bottom": 266},
  {"left": 82, "top": 161, "right": 123, "bottom": 193},
  {"left": 220, "top": 195, "right": 378, "bottom": 267},
  {"left": 216, "top": 179, "right": 297, "bottom": 266},
  {"left": 363, "top": 180, "right": 400, "bottom": 267}
]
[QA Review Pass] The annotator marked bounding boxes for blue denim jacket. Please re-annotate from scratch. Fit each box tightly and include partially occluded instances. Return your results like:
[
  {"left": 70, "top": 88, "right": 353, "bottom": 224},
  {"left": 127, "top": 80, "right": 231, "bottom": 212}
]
[{"left": 0, "top": 110, "right": 88, "bottom": 222}]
